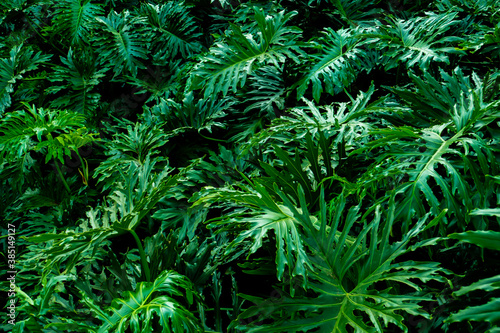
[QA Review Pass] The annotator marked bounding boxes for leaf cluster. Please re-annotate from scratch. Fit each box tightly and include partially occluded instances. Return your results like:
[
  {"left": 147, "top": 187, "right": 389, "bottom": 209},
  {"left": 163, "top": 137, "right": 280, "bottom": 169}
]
[{"left": 1, "top": 0, "right": 499, "bottom": 332}]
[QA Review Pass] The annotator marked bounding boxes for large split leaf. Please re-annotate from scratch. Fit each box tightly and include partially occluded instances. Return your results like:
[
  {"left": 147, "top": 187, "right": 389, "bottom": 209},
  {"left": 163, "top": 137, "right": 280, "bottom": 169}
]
[
  {"left": 369, "top": 12, "right": 464, "bottom": 70},
  {"left": 190, "top": 6, "right": 302, "bottom": 98},
  {"left": 82, "top": 270, "right": 202, "bottom": 333},
  {"left": 296, "top": 28, "right": 366, "bottom": 102},
  {"left": 192, "top": 178, "right": 311, "bottom": 283},
  {"left": 50, "top": 0, "right": 103, "bottom": 47},
  {"left": 0, "top": 44, "right": 52, "bottom": 113},
  {"left": 138, "top": 2, "right": 202, "bottom": 62},
  {"left": 95, "top": 10, "right": 149, "bottom": 77},
  {"left": 47, "top": 48, "right": 106, "bottom": 115},
  {"left": 237, "top": 190, "right": 449, "bottom": 332},
  {"left": 366, "top": 68, "right": 500, "bottom": 230}
]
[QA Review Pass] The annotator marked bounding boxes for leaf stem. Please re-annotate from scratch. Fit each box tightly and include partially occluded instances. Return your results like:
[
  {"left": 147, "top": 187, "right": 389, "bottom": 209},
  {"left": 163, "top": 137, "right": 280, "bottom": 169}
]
[
  {"left": 130, "top": 229, "right": 151, "bottom": 282},
  {"left": 23, "top": 13, "right": 65, "bottom": 56},
  {"left": 54, "top": 160, "right": 71, "bottom": 193}
]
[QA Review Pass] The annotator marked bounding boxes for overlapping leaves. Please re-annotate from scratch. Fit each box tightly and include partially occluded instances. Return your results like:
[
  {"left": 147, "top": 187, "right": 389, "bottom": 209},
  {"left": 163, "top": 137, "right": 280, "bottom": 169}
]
[
  {"left": 27, "top": 156, "right": 180, "bottom": 273},
  {"left": 2, "top": 1, "right": 500, "bottom": 332},
  {"left": 366, "top": 67, "right": 499, "bottom": 230},
  {"left": 47, "top": 48, "right": 106, "bottom": 115},
  {"left": 237, "top": 190, "right": 449, "bottom": 332},
  {"left": 192, "top": 178, "right": 311, "bottom": 283},
  {"left": 82, "top": 270, "right": 202, "bottom": 333},
  {"left": 190, "top": 6, "right": 302, "bottom": 98},
  {"left": 95, "top": 10, "right": 149, "bottom": 77},
  {"left": 369, "top": 12, "right": 464, "bottom": 70},
  {"left": 0, "top": 104, "right": 94, "bottom": 163},
  {"left": 0, "top": 44, "right": 51, "bottom": 113},
  {"left": 447, "top": 213, "right": 500, "bottom": 330},
  {"left": 49, "top": 0, "right": 104, "bottom": 47},
  {"left": 296, "top": 27, "right": 366, "bottom": 102}
]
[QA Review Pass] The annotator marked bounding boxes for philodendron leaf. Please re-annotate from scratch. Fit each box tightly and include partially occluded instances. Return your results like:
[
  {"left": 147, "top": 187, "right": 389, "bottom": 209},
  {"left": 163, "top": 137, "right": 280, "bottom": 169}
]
[
  {"left": 447, "top": 299, "right": 500, "bottom": 326},
  {"left": 454, "top": 275, "right": 500, "bottom": 296},
  {"left": 448, "top": 230, "right": 500, "bottom": 251},
  {"left": 237, "top": 190, "right": 449, "bottom": 332},
  {"left": 190, "top": 6, "right": 302, "bottom": 98},
  {"left": 470, "top": 208, "right": 500, "bottom": 217},
  {"left": 296, "top": 28, "right": 364, "bottom": 102},
  {"left": 82, "top": 270, "right": 202, "bottom": 333},
  {"left": 446, "top": 229, "right": 500, "bottom": 328}
]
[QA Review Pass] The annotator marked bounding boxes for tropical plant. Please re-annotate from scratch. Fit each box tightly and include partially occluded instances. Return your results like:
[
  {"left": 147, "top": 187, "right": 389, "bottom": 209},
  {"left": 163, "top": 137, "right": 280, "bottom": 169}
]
[
  {"left": 190, "top": 5, "right": 303, "bottom": 98},
  {"left": 0, "top": 44, "right": 52, "bottom": 113},
  {"left": 236, "top": 191, "right": 450, "bottom": 332},
  {"left": 49, "top": 0, "right": 104, "bottom": 48},
  {"left": 1, "top": 0, "right": 499, "bottom": 332}
]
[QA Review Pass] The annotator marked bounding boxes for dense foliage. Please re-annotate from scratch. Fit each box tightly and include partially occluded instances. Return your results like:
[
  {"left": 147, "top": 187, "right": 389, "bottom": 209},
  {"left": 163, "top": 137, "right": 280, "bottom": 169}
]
[{"left": 1, "top": 0, "right": 499, "bottom": 332}]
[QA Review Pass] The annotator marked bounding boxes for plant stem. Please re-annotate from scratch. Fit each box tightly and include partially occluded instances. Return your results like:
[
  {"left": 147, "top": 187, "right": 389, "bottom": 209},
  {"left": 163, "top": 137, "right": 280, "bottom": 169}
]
[
  {"left": 24, "top": 13, "right": 65, "bottom": 56},
  {"left": 75, "top": 150, "right": 89, "bottom": 185},
  {"left": 54, "top": 160, "right": 71, "bottom": 193},
  {"left": 130, "top": 229, "right": 151, "bottom": 282}
]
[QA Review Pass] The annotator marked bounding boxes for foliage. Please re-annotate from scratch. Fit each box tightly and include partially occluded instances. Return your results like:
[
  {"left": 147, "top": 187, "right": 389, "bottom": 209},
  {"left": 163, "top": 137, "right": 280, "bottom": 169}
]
[
  {"left": 0, "top": 44, "right": 52, "bottom": 114},
  {"left": 49, "top": 0, "right": 104, "bottom": 47},
  {"left": 237, "top": 192, "right": 449, "bottom": 332},
  {"left": 447, "top": 223, "right": 500, "bottom": 329},
  {"left": 137, "top": 2, "right": 203, "bottom": 63},
  {"left": 190, "top": 6, "right": 303, "bottom": 98},
  {"left": 296, "top": 27, "right": 367, "bottom": 102},
  {"left": 81, "top": 270, "right": 202, "bottom": 332},
  {"left": 1, "top": 0, "right": 499, "bottom": 332}
]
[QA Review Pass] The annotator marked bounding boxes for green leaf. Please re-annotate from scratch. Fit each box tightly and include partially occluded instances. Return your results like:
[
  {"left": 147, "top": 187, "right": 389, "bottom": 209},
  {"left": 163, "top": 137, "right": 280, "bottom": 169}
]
[
  {"left": 454, "top": 275, "right": 500, "bottom": 296},
  {"left": 0, "top": 44, "right": 52, "bottom": 113},
  {"left": 243, "top": 65, "right": 285, "bottom": 117},
  {"left": 148, "top": 91, "right": 232, "bottom": 133},
  {"left": 296, "top": 28, "right": 364, "bottom": 102},
  {"left": 138, "top": 2, "right": 202, "bottom": 62},
  {"left": 50, "top": 0, "right": 103, "bottom": 47},
  {"left": 389, "top": 67, "right": 500, "bottom": 129},
  {"left": 446, "top": 229, "right": 500, "bottom": 329},
  {"left": 470, "top": 208, "right": 500, "bottom": 217},
  {"left": 242, "top": 84, "right": 377, "bottom": 154},
  {"left": 95, "top": 10, "right": 149, "bottom": 77},
  {"left": 447, "top": 299, "right": 500, "bottom": 325},
  {"left": 0, "top": 104, "right": 89, "bottom": 163},
  {"left": 370, "top": 12, "right": 464, "bottom": 70},
  {"left": 47, "top": 48, "right": 106, "bottom": 115},
  {"left": 190, "top": 6, "right": 302, "bottom": 98},
  {"left": 238, "top": 192, "right": 448, "bottom": 332},
  {"left": 449, "top": 230, "right": 500, "bottom": 251},
  {"left": 370, "top": 124, "right": 469, "bottom": 226},
  {"left": 82, "top": 270, "right": 201, "bottom": 333}
]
